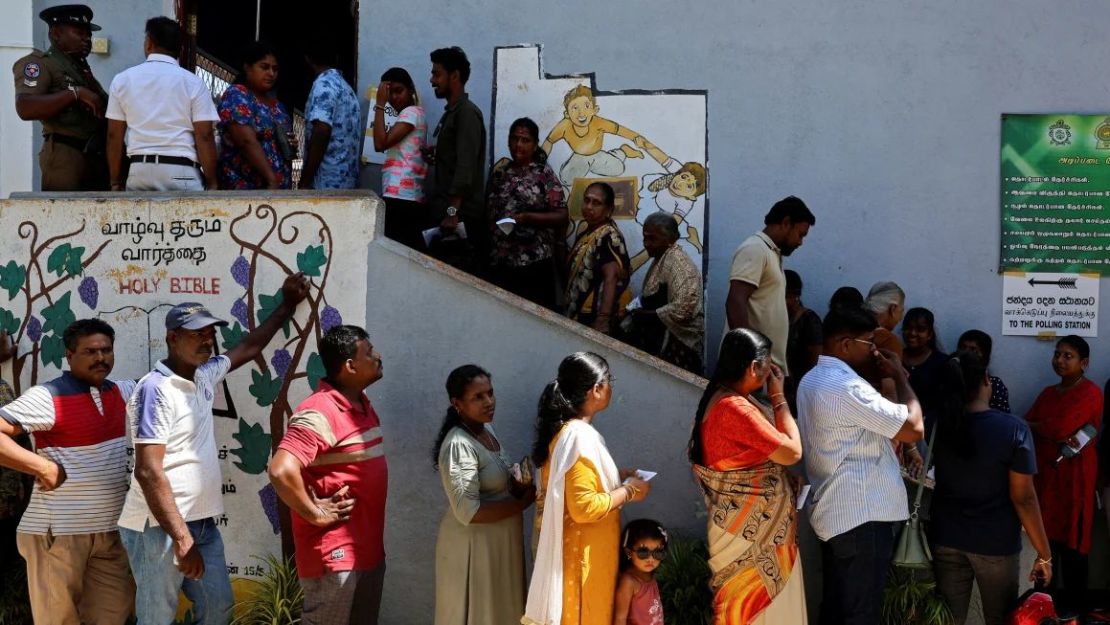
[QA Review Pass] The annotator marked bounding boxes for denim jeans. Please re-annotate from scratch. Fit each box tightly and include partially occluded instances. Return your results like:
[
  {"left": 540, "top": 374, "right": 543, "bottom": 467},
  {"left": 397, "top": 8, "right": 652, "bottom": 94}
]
[
  {"left": 819, "top": 521, "right": 896, "bottom": 625},
  {"left": 119, "top": 517, "right": 233, "bottom": 625},
  {"left": 931, "top": 544, "right": 1019, "bottom": 625}
]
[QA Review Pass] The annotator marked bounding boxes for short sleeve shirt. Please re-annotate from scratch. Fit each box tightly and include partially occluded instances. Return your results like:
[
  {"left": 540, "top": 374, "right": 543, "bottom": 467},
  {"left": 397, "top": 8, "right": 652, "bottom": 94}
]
[
  {"left": 105, "top": 54, "right": 219, "bottom": 159},
  {"left": 381, "top": 105, "right": 427, "bottom": 202},
  {"left": 117, "top": 356, "right": 231, "bottom": 531},
  {"left": 797, "top": 355, "right": 910, "bottom": 540},
  {"left": 304, "top": 69, "right": 361, "bottom": 189},
  {"left": 0, "top": 375, "right": 135, "bottom": 535},
  {"left": 276, "top": 380, "right": 388, "bottom": 577},
  {"left": 929, "top": 410, "right": 1036, "bottom": 555},
  {"left": 727, "top": 232, "right": 789, "bottom": 375},
  {"left": 216, "top": 85, "right": 292, "bottom": 190}
]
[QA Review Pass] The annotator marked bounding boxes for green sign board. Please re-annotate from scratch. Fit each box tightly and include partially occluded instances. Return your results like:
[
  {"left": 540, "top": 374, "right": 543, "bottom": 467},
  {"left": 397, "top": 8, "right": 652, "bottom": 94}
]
[{"left": 1001, "top": 113, "right": 1110, "bottom": 274}]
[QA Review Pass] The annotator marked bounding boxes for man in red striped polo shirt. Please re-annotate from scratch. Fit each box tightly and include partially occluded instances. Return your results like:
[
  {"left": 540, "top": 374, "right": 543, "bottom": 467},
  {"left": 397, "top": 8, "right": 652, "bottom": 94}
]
[
  {"left": 269, "top": 324, "right": 388, "bottom": 625},
  {"left": 0, "top": 319, "right": 136, "bottom": 625}
]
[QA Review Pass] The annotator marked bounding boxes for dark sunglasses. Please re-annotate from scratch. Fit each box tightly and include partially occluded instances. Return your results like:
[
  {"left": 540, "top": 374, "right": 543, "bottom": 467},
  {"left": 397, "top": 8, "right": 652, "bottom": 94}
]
[{"left": 632, "top": 547, "right": 667, "bottom": 561}]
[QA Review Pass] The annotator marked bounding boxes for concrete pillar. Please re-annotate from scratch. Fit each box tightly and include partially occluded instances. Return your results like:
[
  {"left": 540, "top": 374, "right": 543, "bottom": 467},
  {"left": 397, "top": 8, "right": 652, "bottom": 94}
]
[{"left": 0, "top": 0, "right": 35, "bottom": 197}]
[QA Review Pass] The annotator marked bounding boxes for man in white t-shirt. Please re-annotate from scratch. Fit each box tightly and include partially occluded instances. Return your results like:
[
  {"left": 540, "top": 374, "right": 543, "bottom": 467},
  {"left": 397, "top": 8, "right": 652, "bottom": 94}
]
[
  {"left": 118, "top": 273, "right": 308, "bottom": 625},
  {"left": 0, "top": 319, "right": 136, "bottom": 625},
  {"left": 724, "top": 196, "right": 815, "bottom": 377},
  {"left": 105, "top": 17, "right": 218, "bottom": 191}
]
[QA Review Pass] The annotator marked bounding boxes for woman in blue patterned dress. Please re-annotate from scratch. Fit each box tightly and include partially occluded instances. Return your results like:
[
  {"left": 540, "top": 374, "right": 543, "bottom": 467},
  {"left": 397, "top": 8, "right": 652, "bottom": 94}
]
[{"left": 217, "top": 42, "right": 293, "bottom": 190}]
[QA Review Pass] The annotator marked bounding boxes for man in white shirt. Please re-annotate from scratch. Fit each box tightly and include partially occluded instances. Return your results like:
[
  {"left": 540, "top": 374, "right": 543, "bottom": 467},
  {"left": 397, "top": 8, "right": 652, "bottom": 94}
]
[
  {"left": 724, "top": 196, "right": 814, "bottom": 377},
  {"left": 118, "top": 273, "right": 308, "bottom": 625},
  {"left": 0, "top": 320, "right": 136, "bottom": 625},
  {"left": 105, "top": 17, "right": 218, "bottom": 191},
  {"left": 796, "top": 305, "right": 924, "bottom": 625}
]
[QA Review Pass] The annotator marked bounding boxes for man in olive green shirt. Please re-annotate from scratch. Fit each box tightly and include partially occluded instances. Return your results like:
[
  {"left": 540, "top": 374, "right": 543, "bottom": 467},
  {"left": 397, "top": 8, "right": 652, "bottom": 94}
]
[
  {"left": 429, "top": 46, "right": 487, "bottom": 270},
  {"left": 13, "top": 5, "right": 109, "bottom": 191}
]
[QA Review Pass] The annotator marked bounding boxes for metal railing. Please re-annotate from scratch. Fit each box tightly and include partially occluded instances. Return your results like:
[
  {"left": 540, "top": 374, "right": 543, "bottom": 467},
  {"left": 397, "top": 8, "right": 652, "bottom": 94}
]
[{"left": 194, "top": 48, "right": 305, "bottom": 188}]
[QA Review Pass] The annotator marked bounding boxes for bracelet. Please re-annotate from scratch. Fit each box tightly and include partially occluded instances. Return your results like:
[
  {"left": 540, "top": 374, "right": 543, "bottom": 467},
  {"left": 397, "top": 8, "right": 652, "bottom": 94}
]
[
  {"left": 773, "top": 401, "right": 788, "bottom": 410},
  {"left": 69, "top": 86, "right": 79, "bottom": 102},
  {"left": 373, "top": 104, "right": 386, "bottom": 112},
  {"left": 1035, "top": 556, "right": 1052, "bottom": 565},
  {"left": 770, "top": 393, "right": 785, "bottom": 399},
  {"left": 624, "top": 484, "right": 640, "bottom": 500}
]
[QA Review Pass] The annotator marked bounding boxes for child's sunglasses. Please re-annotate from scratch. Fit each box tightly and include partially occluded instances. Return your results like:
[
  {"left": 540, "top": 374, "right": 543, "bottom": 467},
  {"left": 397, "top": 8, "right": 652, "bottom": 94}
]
[{"left": 632, "top": 547, "right": 667, "bottom": 561}]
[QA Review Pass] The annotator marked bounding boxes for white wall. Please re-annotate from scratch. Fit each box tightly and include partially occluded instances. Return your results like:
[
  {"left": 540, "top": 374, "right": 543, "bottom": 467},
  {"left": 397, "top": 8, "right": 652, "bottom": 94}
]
[
  {"left": 358, "top": 0, "right": 1110, "bottom": 418},
  {"left": 0, "top": 0, "right": 34, "bottom": 196}
]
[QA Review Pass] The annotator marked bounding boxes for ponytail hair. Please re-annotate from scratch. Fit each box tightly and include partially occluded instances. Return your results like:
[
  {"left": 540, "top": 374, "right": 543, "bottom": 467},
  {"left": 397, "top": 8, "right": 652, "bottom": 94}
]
[
  {"left": 432, "top": 364, "right": 491, "bottom": 470},
  {"left": 689, "top": 328, "right": 771, "bottom": 465},
  {"left": 531, "top": 352, "right": 611, "bottom": 466},
  {"left": 937, "top": 350, "right": 988, "bottom": 459}
]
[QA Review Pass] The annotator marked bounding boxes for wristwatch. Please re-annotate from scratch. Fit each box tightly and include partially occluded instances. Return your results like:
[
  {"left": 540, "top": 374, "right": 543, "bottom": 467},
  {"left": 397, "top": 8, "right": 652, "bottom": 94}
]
[{"left": 446, "top": 206, "right": 458, "bottom": 217}]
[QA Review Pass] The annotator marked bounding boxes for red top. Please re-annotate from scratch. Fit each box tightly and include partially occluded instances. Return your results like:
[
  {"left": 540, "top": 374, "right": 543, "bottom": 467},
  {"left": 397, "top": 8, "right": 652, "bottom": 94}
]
[
  {"left": 1025, "top": 378, "right": 1103, "bottom": 554},
  {"left": 277, "top": 381, "right": 389, "bottom": 577},
  {"left": 627, "top": 576, "right": 664, "bottom": 625},
  {"left": 700, "top": 394, "right": 786, "bottom": 471}
]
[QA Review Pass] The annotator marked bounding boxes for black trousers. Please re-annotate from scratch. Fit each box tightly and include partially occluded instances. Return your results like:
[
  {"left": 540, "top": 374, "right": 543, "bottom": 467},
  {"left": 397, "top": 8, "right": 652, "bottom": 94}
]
[
  {"left": 488, "top": 258, "right": 558, "bottom": 311},
  {"left": 820, "top": 521, "right": 896, "bottom": 625},
  {"left": 382, "top": 197, "right": 428, "bottom": 251}
]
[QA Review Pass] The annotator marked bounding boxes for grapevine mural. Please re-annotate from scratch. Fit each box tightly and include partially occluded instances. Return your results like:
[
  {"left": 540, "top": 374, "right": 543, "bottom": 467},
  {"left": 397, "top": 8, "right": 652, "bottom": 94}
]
[{"left": 0, "top": 196, "right": 372, "bottom": 593}]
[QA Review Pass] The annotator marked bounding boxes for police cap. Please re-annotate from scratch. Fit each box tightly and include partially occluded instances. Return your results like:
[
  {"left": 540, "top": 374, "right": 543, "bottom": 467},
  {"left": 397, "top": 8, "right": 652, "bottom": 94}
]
[{"left": 38, "top": 4, "right": 101, "bottom": 31}]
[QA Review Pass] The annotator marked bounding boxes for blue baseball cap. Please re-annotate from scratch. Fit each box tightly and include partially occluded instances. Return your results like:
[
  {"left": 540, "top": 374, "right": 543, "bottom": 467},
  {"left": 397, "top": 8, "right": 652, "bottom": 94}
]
[{"left": 165, "top": 302, "right": 229, "bottom": 330}]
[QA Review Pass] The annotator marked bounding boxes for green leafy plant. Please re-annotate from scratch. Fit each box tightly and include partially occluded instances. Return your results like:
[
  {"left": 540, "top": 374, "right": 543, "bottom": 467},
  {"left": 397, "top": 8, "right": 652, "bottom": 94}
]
[
  {"left": 0, "top": 558, "right": 32, "bottom": 625},
  {"left": 655, "top": 536, "right": 713, "bottom": 625},
  {"left": 882, "top": 568, "right": 954, "bottom": 625},
  {"left": 230, "top": 554, "right": 303, "bottom": 625}
]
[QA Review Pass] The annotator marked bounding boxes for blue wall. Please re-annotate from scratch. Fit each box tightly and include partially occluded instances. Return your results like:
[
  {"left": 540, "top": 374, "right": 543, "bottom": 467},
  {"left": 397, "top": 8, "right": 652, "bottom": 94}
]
[{"left": 360, "top": 0, "right": 1110, "bottom": 415}]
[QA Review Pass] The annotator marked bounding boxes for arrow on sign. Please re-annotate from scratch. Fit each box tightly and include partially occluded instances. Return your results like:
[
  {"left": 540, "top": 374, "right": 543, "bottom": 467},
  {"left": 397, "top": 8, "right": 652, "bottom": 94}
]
[{"left": 1027, "top": 277, "right": 1078, "bottom": 289}]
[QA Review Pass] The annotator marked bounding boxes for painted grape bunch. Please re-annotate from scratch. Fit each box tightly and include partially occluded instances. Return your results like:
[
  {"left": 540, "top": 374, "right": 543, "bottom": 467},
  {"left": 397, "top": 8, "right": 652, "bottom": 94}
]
[
  {"left": 258, "top": 483, "right": 280, "bottom": 534},
  {"left": 230, "top": 299, "right": 248, "bottom": 326},
  {"left": 78, "top": 276, "right": 98, "bottom": 309},
  {"left": 321, "top": 305, "right": 342, "bottom": 333},
  {"left": 230, "top": 256, "right": 250, "bottom": 288},
  {"left": 270, "top": 348, "right": 291, "bottom": 379},
  {"left": 26, "top": 316, "right": 41, "bottom": 343}
]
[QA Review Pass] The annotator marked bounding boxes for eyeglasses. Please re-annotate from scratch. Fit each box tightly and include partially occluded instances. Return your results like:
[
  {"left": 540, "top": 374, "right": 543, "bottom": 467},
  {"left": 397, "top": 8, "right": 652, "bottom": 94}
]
[
  {"left": 848, "top": 337, "right": 876, "bottom": 349},
  {"left": 632, "top": 547, "right": 667, "bottom": 561}
]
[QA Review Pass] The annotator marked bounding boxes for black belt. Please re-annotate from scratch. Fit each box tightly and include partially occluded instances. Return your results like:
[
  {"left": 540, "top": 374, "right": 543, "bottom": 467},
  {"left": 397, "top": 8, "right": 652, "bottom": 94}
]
[
  {"left": 45, "top": 133, "right": 91, "bottom": 152},
  {"left": 129, "top": 154, "right": 200, "bottom": 169}
]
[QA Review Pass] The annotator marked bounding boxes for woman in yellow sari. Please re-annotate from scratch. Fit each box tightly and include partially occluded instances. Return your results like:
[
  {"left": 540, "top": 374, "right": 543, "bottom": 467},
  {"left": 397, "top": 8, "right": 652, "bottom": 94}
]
[
  {"left": 565, "top": 182, "right": 631, "bottom": 336},
  {"left": 689, "top": 328, "right": 808, "bottom": 625}
]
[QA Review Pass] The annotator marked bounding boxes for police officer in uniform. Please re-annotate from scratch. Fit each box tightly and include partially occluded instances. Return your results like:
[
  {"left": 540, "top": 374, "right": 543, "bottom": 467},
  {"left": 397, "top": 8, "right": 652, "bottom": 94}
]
[{"left": 13, "top": 5, "right": 109, "bottom": 191}]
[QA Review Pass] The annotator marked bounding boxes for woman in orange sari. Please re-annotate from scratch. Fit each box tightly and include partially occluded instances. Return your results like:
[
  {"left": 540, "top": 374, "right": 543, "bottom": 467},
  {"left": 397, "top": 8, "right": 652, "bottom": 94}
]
[
  {"left": 689, "top": 328, "right": 808, "bottom": 625},
  {"left": 1025, "top": 335, "right": 1102, "bottom": 615}
]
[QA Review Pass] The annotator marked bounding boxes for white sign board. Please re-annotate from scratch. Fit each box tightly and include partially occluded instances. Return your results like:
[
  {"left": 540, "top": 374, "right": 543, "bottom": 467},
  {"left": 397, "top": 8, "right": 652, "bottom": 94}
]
[
  {"left": 361, "top": 85, "right": 399, "bottom": 165},
  {"left": 1002, "top": 272, "right": 1098, "bottom": 337}
]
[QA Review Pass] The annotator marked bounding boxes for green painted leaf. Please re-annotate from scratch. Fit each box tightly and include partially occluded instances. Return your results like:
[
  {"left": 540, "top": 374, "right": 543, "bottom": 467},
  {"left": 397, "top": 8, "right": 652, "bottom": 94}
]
[
  {"left": 40, "top": 292, "right": 75, "bottom": 336},
  {"left": 0, "top": 308, "right": 18, "bottom": 336},
  {"left": 306, "top": 352, "right": 326, "bottom": 390},
  {"left": 40, "top": 334, "right": 65, "bottom": 369},
  {"left": 0, "top": 261, "right": 26, "bottom": 300},
  {"left": 256, "top": 289, "right": 290, "bottom": 339},
  {"left": 46, "top": 244, "right": 85, "bottom": 278},
  {"left": 296, "top": 245, "right": 327, "bottom": 277},
  {"left": 230, "top": 418, "right": 271, "bottom": 474},
  {"left": 220, "top": 322, "right": 245, "bottom": 350},
  {"left": 248, "top": 367, "right": 282, "bottom": 407}
]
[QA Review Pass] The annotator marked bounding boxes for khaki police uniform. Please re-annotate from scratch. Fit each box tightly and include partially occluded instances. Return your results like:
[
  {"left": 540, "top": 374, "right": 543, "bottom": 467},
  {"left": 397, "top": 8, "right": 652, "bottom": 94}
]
[{"left": 13, "top": 47, "right": 109, "bottom": 191}]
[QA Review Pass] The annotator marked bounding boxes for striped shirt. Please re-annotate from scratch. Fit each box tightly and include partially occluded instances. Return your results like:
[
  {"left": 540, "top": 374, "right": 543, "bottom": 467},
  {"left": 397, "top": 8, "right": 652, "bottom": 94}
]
[
  {"left": 0, "top": 374, "right": 136, "bottom": 535},
  {"left": 277, "top": 380, "right": 388, "bottom": 577},
  {"left": 118, "top": 356, "right": 230, "bottom": 531},
  {"left": 796, "top": 356, "right": 910, "bottom": 541}
]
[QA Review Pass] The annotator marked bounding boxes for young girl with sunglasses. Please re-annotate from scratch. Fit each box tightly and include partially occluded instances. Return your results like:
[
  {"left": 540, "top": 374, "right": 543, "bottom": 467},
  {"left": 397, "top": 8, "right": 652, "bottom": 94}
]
[{"left": 613, "top": 519, "right": 667, "bottom": 625}]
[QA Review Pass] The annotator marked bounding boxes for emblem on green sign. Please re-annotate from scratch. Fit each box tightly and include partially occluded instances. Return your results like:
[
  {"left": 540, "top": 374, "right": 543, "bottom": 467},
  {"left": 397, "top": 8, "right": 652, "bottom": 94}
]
[
  {"left": 1096, "top": 118, "right": 1110, "bottom": 150},
  {"left": 1048, "top": 119, "right": 1072, "bottom": 146}
]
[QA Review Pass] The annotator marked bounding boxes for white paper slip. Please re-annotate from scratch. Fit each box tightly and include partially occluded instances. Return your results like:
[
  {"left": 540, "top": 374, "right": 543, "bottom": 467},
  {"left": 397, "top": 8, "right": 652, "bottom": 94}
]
[
  {"left": 635, "top": 470, "right": 657, "bottom": 481},
  {"left": 796, "top": 484, "right": 811, "bottom": 510}
]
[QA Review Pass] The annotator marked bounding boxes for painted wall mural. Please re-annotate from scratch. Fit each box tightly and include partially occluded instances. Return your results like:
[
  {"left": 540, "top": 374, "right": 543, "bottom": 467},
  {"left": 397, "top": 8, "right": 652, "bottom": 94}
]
[
  {"left": 491, "top": 44, "right": 710, "bottom": 293},
  {"left": 0, "top": 196, "right": 372, "bottom": 596}
]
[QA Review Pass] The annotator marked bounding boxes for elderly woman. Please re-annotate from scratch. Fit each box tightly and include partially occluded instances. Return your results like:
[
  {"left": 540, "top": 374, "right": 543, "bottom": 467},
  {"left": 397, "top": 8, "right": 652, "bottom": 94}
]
[
  {"left": 433, "top": 365, "right": 534, "bottom": 625},
  {"left": 689, "top": 329, "right": 806, "bottom": 625},
  {"left": 864, "top": 281, "right": 905, "bottom": 357},
  {"left": 217, "top": 41, "right": 294, "bottom": 190},
  {"left": 523, "top": 352, "right": 651, "bottom": 625},
  {"left": 486, "top": 117, "right": 568, "bottom": 309},
  {"left": 624, "top": 212, "right": 704, "bottom": 373},
  {"left": 565, "top": 182, "right": 631, "bottom": 335}
]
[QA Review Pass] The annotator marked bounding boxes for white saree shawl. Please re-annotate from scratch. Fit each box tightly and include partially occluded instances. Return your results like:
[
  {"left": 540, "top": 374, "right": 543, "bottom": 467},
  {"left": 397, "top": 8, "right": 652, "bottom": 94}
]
[{"left": 521, "top": 419, "right": 620, "bottom": 625}]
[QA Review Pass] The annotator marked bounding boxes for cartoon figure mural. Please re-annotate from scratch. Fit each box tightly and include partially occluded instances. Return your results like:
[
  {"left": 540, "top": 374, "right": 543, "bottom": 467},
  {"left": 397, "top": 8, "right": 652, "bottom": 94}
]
[{"left": 491, "top": 45, "right": 709, "bottom": 302}]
